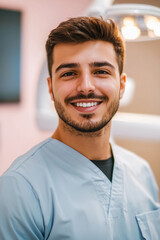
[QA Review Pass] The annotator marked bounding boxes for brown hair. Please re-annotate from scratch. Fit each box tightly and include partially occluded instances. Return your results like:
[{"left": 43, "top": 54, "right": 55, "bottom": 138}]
[{"left": 46, "top": 16, "right": 125, "bottom": 78}]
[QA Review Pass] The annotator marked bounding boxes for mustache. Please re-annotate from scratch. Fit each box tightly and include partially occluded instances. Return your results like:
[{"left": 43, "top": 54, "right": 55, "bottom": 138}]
[{"left": 65, "top": 93, "right": 107, "bottom": 104}]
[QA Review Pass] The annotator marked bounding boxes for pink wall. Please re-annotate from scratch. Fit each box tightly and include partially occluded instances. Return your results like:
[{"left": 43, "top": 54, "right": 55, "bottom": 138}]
[{"left": 0, "top": 0, "right": 92, "bottom": 175}]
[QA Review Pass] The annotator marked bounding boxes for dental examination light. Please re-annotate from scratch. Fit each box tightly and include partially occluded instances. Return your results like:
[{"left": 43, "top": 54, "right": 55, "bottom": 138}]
[
  {"left": 86, "top": 0, "right": 160, "bottom": 42},
  {"left": 104, "top": 4, "right": 160, "bottom": 42}
]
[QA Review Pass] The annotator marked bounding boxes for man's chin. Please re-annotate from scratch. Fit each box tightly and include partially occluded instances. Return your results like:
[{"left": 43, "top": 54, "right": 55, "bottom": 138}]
[{"left": 61, "top": 118, "right": 111, "bottom": 133}]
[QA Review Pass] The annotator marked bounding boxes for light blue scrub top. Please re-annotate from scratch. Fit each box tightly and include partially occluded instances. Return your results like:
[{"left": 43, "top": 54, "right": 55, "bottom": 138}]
[{"left": 0, "top": 138, "right": 160, "bottom": 240}]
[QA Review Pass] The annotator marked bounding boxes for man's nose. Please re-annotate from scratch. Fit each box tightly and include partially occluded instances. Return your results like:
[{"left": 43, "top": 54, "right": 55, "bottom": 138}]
[{"left": 76, "top": 72, "right": 95, "bottom": 94}]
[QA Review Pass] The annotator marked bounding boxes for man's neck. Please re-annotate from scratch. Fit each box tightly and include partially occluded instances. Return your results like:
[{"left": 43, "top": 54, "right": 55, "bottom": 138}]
[{"left": 52, "top": 121, "right": 112, "bottom": 160}]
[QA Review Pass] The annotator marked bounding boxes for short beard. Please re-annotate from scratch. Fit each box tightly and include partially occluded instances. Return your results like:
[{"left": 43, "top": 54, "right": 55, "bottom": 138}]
[{"left": 54, "top": 95, "right": 119, "bottom": 134}]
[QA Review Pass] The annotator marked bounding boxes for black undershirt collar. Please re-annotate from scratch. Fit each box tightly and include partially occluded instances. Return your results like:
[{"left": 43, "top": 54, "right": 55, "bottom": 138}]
[{"left": 90, "top": 156, "right": 114, "bottom": 182}]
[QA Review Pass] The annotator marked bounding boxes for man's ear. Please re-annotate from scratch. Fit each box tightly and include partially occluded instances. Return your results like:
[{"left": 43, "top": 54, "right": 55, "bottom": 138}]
[
  {"left": 120, "top": 73, "right": 126, "bottom": 99},
  {"left": 47, "top": 77, "right": 54, "bottom": 101}
]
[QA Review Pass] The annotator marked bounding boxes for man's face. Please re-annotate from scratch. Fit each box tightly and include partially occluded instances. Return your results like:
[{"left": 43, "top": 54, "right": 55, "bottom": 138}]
[{"left": 47, "top": 40, "right": 126, "bottom": 133}]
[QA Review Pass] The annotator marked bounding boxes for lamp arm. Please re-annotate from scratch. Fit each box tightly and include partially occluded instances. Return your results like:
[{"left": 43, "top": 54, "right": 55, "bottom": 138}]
[{"left": 85, "top": 0, "right": 115, "bottom": 16}]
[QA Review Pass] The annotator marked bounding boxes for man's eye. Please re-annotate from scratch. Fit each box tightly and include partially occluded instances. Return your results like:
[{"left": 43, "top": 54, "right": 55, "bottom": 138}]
[
  {"left": 61, "top": 72, "right": 76, "bottom": 77},
  {"left": 95, "top": 70, "right": 109, "bottom": 75}
]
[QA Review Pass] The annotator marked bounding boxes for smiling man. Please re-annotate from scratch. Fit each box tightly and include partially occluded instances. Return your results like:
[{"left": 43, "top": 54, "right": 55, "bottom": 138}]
[
  {"left": 49, "top": 41, "right": 124, "bottom": 135},
  {"left": 0, "top": 17, "right": 159, "bottom": 240}
]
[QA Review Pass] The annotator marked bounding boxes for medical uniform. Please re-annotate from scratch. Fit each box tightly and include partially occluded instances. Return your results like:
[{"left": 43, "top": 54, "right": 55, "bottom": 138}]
[{"left": 0, "top": 138, "right": 160, "bottom": 240}]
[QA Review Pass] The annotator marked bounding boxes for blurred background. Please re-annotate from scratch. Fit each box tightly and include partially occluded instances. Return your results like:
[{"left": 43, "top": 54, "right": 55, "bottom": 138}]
[{"left": 0, "top": 0, "right": 160, "bottom": 191}]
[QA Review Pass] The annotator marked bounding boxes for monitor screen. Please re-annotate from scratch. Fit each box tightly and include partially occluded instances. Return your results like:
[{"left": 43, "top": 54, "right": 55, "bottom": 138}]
[{"left": 0, "top": 8, "right": 21, "bottom": 103}]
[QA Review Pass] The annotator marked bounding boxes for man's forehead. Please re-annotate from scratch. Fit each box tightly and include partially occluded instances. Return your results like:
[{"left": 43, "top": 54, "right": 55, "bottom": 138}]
[
  {"left": 53, "top": 40, "right": 114, "bottom": 52},
  {"left": 52, "top": 40, "right": 117, "bottom": 69}
]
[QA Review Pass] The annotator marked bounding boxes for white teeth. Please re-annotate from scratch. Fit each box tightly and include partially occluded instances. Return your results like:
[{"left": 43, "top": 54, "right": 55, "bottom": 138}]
[{"left": 74, "top": 102, "right": 99, "bottom": 107}]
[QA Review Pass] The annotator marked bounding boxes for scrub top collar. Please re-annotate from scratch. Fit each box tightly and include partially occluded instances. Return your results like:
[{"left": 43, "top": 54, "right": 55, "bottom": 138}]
[{"left": 48, "top": 137, "right": 125, "bottom": 218}]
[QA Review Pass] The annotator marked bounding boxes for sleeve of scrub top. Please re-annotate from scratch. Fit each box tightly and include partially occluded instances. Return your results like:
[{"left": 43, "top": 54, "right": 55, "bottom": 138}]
[{"left": 0, "top": 173, "right": 44, "bottom": 240}]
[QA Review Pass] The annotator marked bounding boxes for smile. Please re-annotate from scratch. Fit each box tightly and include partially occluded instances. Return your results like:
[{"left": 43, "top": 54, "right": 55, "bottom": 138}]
[{"left": 72, "top": 102, "right": 100, "bottom": 108}]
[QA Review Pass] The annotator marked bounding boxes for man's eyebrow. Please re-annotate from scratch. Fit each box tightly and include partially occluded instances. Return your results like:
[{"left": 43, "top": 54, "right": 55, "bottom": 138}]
[
  {"left": 89, "top": 61, "right": 115, "bottom": 70},
  {"left": 55, "top": 63, "right": 80, "bottom": 73}
]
